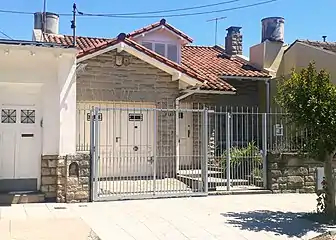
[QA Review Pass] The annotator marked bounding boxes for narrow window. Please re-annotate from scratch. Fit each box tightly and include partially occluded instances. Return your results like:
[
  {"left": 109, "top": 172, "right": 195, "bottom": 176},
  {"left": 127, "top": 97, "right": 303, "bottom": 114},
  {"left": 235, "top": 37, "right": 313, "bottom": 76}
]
[
  {"left": 167, "top": 44, "right": 178, "bottom": 62},
  {"left": 154, "top": 43, "right": 165, "bottom": 57}
]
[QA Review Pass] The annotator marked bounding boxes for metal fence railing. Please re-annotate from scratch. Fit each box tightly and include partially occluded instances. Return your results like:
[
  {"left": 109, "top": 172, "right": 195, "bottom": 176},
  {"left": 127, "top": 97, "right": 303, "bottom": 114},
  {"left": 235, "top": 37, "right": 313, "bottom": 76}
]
[{"left": 76, "top": 103, "right": 310, "bottom": 198}]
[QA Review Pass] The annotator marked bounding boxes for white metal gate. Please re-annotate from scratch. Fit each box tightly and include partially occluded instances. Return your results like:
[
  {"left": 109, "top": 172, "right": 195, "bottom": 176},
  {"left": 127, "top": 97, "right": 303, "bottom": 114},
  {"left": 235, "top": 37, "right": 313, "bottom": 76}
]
[
  {"left": 90, "top": 106, "right": 209, "bottom": 201},
  {"left": 205, "top": 106, "right": 268, "bottom": 191}
]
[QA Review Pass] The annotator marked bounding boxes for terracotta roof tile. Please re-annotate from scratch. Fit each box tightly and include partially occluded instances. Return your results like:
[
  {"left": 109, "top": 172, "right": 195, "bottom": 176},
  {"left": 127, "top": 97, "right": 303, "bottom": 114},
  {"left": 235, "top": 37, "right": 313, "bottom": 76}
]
[
  {"left": 297, "top": 40, "right": 336, "bottom": 53},
  {"left": 44, "top": 34, "right": 113, "bottom": 57},
  {"left": 127, "top": 19, "right": 193, "bottom": 43},
  {"left": 181, "top": 45, "right": 270, "bottom": 80}
]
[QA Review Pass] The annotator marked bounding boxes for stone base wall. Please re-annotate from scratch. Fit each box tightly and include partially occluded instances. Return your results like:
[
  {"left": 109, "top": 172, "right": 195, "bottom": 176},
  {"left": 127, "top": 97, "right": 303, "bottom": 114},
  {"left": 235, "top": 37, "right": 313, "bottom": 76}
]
[
  {"left": 41, "top": 155, "right": 59, "bottom": 201},
  {"left": 267, "top": 153, "right": 323, "bottom": 193},
  {"left": 41, "top": 153, "right": 90, "bottom": 203}
]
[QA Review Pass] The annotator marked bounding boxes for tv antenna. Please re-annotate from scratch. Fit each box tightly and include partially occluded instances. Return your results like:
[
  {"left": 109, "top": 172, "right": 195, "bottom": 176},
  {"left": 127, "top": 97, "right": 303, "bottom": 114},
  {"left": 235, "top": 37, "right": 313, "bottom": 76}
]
[
  {"left": 71, "top": 3, "right": 83, "bottom": 46},
  {"left": 206, "top": 16, "right": 227, "bottom": 45}
]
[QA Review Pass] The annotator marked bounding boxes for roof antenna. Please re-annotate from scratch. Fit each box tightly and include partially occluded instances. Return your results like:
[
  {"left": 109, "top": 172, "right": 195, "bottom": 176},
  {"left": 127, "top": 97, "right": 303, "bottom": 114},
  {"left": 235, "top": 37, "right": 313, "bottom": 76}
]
[
  {"left": 71, "top": 3, "right": 83, "bottom": 46},
  {"left": 322, "top": 35, "right": 327, "bottom": 42},
  {"left": 206, "top": 16, "right": 227, "bottom": 46}
]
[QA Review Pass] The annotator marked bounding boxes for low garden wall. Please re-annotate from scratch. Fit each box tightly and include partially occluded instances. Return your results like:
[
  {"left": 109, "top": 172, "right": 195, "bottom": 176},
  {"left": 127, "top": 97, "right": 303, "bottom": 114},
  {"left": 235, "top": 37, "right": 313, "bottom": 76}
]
[
  {"left": 267, "top": 153, "right": 323, "bottom": 193},
  {"left": 41, "top": 153, "right": 90, "bottom": 203}
]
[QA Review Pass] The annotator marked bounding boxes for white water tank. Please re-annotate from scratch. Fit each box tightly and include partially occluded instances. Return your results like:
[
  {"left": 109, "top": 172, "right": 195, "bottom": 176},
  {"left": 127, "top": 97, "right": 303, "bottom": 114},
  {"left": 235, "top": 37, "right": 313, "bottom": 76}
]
[
  {"left": 34, "top": 12, "right": 59, "bottom": 34},
  {"left": 261, "top": 17, "right": 285, "bottom": 43}
]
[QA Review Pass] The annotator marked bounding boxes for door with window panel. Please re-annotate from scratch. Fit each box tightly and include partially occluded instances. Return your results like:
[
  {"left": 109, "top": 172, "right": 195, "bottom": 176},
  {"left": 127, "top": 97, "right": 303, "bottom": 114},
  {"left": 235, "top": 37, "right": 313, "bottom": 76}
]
[
  {"left": 0, "top": 106, "right": 41, "bottom": 191},
  {"left": 114, "top": 104, "right": 155, "bottom": 177}
]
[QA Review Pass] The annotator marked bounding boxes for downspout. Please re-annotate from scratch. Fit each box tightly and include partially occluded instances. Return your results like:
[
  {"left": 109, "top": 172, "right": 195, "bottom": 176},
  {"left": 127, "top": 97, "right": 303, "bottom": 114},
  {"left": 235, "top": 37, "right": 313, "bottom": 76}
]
[
  {"left": 265, "top": 79, "right": 270, "bottom": 113},
  {"left": 175, "top": 91, "right": 195, "bottom": 174}
]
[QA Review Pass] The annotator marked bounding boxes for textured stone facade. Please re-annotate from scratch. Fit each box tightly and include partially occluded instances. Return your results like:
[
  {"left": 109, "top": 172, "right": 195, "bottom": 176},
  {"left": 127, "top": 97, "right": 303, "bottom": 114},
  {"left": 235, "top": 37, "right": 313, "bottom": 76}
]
[
  {"left": 41, "top": 155, "right": 59, "bottom": 201},
  {"left": 267, "top": 153, "right": 324, "bottom": 193},
  {"left": 64, "top": 154, "right": 90, "bottom": 203},
  {"left": 41, "top": 153, "right": 90, "bottom": 203}
]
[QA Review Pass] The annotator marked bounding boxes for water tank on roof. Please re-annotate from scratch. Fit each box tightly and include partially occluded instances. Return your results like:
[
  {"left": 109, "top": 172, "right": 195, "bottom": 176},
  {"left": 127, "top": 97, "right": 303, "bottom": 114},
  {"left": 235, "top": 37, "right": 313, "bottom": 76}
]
[
  {"left": 261, "top": 17, "right": 285, "bottom": 43},
  {"left": 34, "top": 12, "right": 59, "bottom": 34}
]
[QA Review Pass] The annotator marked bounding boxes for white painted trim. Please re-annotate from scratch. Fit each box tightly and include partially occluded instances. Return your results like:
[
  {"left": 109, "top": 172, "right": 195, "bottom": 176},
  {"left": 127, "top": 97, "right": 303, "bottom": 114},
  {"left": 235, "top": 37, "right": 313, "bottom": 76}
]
[
  {"left": 0, "top": 43, "right": 77, "bottom": 55},
  {"left": 117, "top": 42, "right": 125, "bottom": 53},
  {"left": 182, "top": 89, "right": 236, "bottom": 95},
  {"left": 132, "top": 25, "right": 192, "bottom": 43},
  {"left": 77, "top": 45, "right": 118, "bottom": 63},
  {"left": 78, "top": 42, "right": 202, "bottom": 87}
]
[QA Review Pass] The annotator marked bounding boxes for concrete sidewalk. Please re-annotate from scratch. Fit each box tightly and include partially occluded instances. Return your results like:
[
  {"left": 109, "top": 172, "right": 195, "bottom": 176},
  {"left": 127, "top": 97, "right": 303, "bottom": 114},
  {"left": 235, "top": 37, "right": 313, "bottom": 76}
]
[
  {"left": 0, "top": 203, "right": 100, "bottom": 240},
  {"left": 1, "top": 194, "right": 336, "bottom": 240}
]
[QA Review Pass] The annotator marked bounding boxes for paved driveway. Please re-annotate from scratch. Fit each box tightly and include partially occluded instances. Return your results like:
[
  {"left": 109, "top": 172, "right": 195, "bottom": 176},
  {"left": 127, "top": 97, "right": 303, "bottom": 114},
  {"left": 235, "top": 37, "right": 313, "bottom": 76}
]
[{"left": 1, "top": 193, "right": 335, "bottom": 239}]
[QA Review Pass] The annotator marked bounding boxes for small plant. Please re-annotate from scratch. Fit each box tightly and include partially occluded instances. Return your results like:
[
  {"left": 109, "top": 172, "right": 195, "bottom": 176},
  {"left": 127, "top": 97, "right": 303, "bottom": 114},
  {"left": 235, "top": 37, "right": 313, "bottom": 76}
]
[
  {"left": 252, "top": 168, "right": 263, "bottom": 178},
  {"left": 220, "top": 141, "right": 262, "bottom": 168}
]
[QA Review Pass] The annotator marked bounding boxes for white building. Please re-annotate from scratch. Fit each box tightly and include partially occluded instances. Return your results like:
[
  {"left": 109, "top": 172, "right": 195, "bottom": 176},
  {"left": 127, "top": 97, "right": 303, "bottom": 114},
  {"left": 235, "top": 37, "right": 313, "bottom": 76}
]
[{"left": 0, "top": 39, "right": 77, "bottom": 193}]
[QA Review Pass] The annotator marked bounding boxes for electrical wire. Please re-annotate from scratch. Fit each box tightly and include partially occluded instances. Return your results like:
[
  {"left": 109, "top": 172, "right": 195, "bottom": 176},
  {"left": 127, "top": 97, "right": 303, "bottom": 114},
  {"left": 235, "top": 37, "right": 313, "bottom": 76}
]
[
  {"left": 87, "top": 0, "right": 240, "bottom": 16},
  {"left": 0, "top": 0, "right": 277, "bottom": 19},
  {"left": 0, "top": 30, "right": 13, "bottom": 40},
  {"left": 83, "top": 0, "right": 276, "bottom": 18}
]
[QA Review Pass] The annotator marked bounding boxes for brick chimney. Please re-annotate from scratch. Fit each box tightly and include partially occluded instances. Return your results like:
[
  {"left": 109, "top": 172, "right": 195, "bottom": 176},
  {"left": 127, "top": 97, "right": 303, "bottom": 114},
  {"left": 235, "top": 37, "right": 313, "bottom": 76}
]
[{"left": 225, "top": 26, "right": 242, "bottom": 55}]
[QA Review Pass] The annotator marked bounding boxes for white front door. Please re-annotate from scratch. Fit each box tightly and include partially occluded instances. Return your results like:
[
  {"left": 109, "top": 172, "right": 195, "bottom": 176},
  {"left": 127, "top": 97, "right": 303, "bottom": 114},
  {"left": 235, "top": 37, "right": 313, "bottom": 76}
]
[
  {"left": 0, "top": 106, "right": 41, "bottom": 191},
  {"left": 77, "top": 102, "right": 155, "bottom": 178},
  {"left": 179, "top": 107, "right": 194, "bottom": 166},
  {"left": 115, "top": 107, "right": 154, "bottom": 177}
]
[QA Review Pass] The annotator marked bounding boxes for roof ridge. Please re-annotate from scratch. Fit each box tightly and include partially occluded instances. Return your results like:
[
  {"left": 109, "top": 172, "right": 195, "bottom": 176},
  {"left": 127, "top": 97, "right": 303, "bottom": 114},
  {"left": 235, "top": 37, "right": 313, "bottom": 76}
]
[
  {"left": 298, "top": 39, "right": 336, "bottom": 44},
  {"left": 45, "top": 33, "right": 112, "bottom": 40},
  {"left": 127, "top": 18, "right": 193, "bottom": 43},
  {"left": 183, "top": 45, "right": 215, "bottom": 48}
]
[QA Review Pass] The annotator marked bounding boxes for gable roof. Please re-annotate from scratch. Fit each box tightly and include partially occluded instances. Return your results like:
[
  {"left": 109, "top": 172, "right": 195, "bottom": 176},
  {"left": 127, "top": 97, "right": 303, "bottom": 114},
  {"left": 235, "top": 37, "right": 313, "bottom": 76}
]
[
  {"left": 127, "top": 19, "right": 193, "bottom": 43},
  {"left": 43, "top": 20, "right": 270, "bottom": 92},
  {"left": 286, "top": 39, "right": 336, "bottom": 55}
]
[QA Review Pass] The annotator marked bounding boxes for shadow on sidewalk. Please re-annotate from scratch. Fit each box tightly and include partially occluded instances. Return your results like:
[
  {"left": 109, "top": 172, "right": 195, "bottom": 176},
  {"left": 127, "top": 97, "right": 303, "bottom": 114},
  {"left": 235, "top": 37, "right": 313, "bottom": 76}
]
[{"left": 221, "top": 210, "right": 334, "bottom": 238}]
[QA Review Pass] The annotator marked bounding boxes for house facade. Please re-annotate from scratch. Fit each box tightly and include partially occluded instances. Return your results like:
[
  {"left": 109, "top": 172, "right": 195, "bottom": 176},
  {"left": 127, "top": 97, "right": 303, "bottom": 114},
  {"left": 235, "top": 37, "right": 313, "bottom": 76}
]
[
  {"left": 0, "top": 39, "right": 77, "bottom": 199},
  {"left": 30, "top": 13, "right": 273, "bottom": 200}
]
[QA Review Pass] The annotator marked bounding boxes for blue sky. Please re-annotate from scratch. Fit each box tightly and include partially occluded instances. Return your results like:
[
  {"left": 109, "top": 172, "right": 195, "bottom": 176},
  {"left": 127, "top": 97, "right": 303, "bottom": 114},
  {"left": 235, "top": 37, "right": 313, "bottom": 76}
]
[{"left": 0, "top": 0, "right": 335, "bottom": 55}]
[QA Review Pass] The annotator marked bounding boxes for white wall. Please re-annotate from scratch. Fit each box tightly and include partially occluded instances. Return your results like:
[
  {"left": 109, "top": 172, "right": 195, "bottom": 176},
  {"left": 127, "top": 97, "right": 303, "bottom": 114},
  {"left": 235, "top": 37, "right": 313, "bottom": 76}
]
[
  {"left": 58, "top": 56, "right": 77, "bottom": 155},
  {"left": 137, "top": 29, "right": 182, "bottom": 44},
  {"left": 0, "top": 45, "right": 77, "bottom": 156}
]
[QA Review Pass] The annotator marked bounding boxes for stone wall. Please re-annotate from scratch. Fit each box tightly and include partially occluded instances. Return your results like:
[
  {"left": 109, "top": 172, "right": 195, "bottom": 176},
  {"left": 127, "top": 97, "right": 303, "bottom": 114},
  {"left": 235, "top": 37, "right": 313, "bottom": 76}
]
[
  {"left": 64, "top": 154, "right": 90, "bottom": 203},
  {"left": 267, "top": 153, "right": 324, "bottom": 193},
  {"left": 41, "top": 155, "right": 59, "bottom": 201},
  {"left": 41, "top": 153, "right": 90, "bottom": 203}
]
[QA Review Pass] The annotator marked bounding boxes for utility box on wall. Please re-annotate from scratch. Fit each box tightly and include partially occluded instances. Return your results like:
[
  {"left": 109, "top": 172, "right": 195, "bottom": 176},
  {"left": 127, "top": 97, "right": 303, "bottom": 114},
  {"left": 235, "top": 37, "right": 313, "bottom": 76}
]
[{"left": 316, "top": 167, "right": 324, "bottom": 192}]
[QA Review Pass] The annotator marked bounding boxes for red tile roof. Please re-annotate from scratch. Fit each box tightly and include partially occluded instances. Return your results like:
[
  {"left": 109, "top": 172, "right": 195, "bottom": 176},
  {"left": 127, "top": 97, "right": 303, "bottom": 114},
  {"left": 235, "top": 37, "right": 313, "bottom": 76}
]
[
  {"left": 182, "top": 45, "right": 269, "bottom": 78},
  {"left": 127, "top": 19, "right": 193, "bottom": 43},
  {"left": 43, "top": 21, "right": 270, "bottom": 91},
  {"left": 44, "top": 34, "right": 113, "bottom": 57}
]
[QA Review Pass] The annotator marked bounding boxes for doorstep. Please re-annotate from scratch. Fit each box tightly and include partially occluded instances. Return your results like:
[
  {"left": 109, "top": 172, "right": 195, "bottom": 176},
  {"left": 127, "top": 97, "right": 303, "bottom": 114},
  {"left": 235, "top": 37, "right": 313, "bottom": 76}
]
[{"left": 0, "top": 191, "right": 45, "bottom": 205}]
